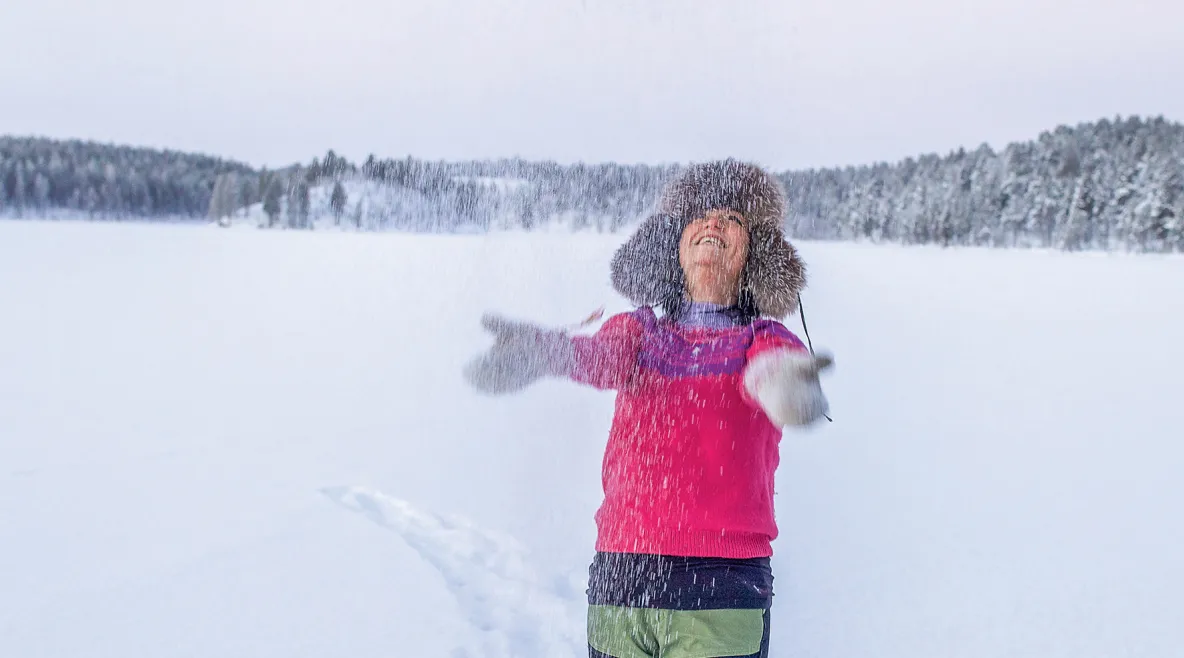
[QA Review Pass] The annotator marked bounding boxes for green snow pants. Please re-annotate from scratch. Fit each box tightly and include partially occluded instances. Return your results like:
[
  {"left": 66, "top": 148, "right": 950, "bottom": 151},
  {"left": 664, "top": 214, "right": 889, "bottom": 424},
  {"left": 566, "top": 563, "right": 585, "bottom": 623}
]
[{"left": 585, "top": 552, "right": 774, "bottom": 658}]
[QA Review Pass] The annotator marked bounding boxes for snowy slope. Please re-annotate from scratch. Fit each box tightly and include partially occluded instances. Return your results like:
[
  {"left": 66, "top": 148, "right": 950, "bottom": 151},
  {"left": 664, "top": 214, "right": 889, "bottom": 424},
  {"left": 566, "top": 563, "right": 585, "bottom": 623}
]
[
  {"left": 226, "top": 176, "right": 536, "bottom": 233},
  {"left": 1, "top": 219, "right": 1183, "bottom": 657},
  {"left": 226, "top": 177, "right": 438, "bottom": 231}
]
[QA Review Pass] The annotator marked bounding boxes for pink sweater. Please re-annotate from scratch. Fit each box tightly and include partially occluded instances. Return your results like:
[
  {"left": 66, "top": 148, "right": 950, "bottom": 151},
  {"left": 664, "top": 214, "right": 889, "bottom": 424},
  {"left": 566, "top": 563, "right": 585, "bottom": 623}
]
[{"left": 566, "top": 306, "right": 807, "bottom": 558}]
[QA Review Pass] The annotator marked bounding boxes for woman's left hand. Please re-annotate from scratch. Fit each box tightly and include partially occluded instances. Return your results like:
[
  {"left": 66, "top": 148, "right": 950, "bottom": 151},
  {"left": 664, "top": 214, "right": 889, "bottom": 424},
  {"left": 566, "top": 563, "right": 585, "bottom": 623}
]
[{"left": 743, "top": 349, "right": 834, "bottom": 427}]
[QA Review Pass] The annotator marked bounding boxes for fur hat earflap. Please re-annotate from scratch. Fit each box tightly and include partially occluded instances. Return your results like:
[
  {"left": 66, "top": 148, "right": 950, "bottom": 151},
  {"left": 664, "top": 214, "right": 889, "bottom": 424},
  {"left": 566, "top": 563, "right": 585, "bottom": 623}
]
[{"left": 610, "top": 159, "right": 806, "bottom": 319}]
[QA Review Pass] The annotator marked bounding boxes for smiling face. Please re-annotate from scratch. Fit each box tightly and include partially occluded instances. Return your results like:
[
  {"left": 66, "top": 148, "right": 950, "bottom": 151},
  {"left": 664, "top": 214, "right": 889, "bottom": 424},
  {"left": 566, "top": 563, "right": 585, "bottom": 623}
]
[{"left": 678, "top": 208, "right": 750, "bottom": 306}]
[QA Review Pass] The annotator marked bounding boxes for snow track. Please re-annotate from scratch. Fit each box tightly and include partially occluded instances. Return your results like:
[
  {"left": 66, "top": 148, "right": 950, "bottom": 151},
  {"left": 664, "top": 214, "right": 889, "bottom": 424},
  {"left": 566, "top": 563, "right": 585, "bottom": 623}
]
[{"left": 322, "top": 486, "right": 585, "bottom": 658}]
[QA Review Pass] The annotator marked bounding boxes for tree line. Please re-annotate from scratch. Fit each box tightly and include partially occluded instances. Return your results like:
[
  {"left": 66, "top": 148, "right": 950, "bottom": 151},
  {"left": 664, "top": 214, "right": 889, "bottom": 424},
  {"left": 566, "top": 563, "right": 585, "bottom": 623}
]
[
  {"left": 785, "top": 115, "right": 1183, "bottom": 253},
  {"left": 3, "top": 115, "right": 1181, "bottom": 252},
  {"left": 0, "top": 137, "right": 254, "bottom": 220}
]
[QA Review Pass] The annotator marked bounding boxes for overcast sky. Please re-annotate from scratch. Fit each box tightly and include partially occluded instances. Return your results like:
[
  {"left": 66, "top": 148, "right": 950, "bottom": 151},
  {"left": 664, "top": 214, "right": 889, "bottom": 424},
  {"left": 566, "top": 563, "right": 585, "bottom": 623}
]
[{"left": 1, "top": 0, "right": 1180, "bottom": 171}]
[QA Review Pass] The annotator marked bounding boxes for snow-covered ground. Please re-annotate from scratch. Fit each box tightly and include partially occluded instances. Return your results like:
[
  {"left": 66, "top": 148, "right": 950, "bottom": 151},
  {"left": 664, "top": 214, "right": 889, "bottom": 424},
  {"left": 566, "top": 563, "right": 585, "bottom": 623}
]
[{"left": 1, "top": 219, "right": 1182, "bottom": 657}]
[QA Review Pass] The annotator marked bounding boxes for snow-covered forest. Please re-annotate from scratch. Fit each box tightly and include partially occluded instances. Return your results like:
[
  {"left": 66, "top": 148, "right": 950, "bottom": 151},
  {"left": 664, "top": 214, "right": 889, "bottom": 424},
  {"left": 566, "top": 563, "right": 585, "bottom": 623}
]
[
  {"left": 0, "top": 137, "right": 255, "bottom": 220},
  {"left": 3, "top": 114, "right": 1182, "bottom": 252}
]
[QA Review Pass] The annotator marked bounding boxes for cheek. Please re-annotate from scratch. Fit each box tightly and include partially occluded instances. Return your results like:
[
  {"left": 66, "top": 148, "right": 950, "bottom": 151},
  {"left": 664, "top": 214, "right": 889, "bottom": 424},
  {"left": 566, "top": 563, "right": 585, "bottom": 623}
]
[{"left": 732, "top": 233, "right": 750, "bottom": 269}]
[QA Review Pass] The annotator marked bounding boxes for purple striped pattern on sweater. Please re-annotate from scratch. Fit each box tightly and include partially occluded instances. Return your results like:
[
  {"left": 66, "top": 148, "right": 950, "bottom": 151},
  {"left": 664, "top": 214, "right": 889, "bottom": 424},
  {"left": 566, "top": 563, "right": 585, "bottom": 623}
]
[{"left": 630, "top": 305, "right": 800, "bottom": 378}]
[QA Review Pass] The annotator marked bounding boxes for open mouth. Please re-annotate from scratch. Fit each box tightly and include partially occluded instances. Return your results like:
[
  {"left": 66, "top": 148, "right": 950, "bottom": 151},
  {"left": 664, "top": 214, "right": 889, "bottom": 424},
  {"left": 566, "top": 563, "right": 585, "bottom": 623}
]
[{"left": 695, "top": 234, "right": 727, "bottom": 248}]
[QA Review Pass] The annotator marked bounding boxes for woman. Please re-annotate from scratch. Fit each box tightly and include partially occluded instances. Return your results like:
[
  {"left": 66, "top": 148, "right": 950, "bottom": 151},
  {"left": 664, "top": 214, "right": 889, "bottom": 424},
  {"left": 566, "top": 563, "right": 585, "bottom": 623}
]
[{"left": 465, "top": 159, "right": 833, "bottom": 658}]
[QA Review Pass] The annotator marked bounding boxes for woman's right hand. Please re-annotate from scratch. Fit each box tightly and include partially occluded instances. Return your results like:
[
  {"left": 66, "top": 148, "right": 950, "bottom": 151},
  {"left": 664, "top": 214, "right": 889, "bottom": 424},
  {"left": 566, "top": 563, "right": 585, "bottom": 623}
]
[{"left": 462, "top": 313, "right": 575, "bottom": 395}]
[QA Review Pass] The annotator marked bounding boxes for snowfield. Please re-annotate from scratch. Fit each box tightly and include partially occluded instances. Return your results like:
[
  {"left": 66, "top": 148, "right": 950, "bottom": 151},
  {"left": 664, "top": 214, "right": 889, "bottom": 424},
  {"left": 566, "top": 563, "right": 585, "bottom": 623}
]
[{"left": 2, "top": 219, "right": 1183, "bottom": 657}]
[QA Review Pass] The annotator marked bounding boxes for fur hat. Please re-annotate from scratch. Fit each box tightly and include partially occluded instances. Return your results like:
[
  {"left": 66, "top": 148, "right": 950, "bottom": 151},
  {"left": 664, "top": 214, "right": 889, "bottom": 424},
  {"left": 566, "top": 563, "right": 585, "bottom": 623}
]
[{"left": 610, "top": 159, "right": 806, "bottom": 319}]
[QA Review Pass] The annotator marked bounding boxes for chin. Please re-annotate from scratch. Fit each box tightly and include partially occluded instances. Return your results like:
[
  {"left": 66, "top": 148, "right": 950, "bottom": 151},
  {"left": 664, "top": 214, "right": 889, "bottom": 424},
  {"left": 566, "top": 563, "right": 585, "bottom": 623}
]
[{"left": 694, "top": 258, "right": 735, "bottom": 273}]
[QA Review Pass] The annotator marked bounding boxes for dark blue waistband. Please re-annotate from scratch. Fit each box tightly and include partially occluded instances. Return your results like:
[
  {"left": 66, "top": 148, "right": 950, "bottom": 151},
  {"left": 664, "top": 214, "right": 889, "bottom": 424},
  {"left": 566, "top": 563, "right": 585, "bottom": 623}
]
[{"left": 586, "top": 551, "right": 774, "bottom": 610}]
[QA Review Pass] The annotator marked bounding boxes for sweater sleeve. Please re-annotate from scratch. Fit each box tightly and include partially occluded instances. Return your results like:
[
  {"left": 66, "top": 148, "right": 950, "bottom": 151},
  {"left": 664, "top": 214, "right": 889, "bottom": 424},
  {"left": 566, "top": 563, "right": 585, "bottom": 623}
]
[
  {"left": 741, "top": 321, "right": 830, "bottom": 426},
  {"left": 564, "top": 310, "right": 646, "bottom": 391},
  {"left": 746, "top": 320, "right": 808, "bottom": 362}
]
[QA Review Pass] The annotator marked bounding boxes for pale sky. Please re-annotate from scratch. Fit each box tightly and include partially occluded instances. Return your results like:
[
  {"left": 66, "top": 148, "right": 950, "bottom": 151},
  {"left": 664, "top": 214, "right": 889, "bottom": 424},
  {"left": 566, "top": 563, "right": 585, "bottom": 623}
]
[{"left": 2, "top": 0, "right": 1181, "bottom": 171}]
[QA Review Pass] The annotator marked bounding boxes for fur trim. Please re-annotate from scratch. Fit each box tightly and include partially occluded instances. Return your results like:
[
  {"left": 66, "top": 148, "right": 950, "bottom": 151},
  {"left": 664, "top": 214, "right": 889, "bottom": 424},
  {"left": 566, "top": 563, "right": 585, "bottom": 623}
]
[{"left": 610, "top": 159, "right": 806, "bottom": 319}]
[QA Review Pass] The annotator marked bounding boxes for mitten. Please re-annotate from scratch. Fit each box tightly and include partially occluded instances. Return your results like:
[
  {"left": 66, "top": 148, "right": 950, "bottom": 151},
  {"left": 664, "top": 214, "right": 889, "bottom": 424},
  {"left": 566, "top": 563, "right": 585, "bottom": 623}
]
[
  {"left": 463, "top": 313, "right": 576, "bottom": 394},
  {"left": 743, "top": 349, "right": 834, "bottom": 427}
]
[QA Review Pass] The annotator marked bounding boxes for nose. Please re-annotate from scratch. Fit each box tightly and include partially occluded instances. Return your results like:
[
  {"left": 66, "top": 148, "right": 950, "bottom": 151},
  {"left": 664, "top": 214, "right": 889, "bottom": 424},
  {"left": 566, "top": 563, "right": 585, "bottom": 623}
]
[{"left": 703, "top": 214, "right": 726, "bottom": 229}]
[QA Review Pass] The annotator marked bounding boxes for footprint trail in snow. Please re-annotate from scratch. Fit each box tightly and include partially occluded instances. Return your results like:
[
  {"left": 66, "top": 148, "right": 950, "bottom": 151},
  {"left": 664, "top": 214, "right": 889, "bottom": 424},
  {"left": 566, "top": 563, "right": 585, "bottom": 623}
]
[{"left": 321, "top": 486, "right": 585, "bottom": 658}]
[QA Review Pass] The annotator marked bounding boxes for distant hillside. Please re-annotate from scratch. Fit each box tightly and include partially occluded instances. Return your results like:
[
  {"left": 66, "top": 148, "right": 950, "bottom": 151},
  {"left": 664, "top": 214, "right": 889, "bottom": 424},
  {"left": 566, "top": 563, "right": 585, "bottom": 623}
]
[
  {"left": 4, "top": 115, "right": 1182, "bottom": 252},
  {"left": 214, "top": 155, "right": 673, "bottom": 234}
]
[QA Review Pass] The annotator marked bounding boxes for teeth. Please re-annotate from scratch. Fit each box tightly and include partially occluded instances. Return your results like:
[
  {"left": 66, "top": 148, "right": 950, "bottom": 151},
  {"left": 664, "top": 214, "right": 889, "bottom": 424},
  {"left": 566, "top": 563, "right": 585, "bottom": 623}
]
[{"left": 699, "top": 236, "right": 724, "bottom": 247}]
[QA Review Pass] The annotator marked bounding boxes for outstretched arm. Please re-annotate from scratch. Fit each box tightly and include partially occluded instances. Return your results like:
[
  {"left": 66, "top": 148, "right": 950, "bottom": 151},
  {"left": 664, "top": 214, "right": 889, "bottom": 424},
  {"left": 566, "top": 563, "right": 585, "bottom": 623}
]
[{"left": 463, "top": 311, "right": 643, "bottom": 394}]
